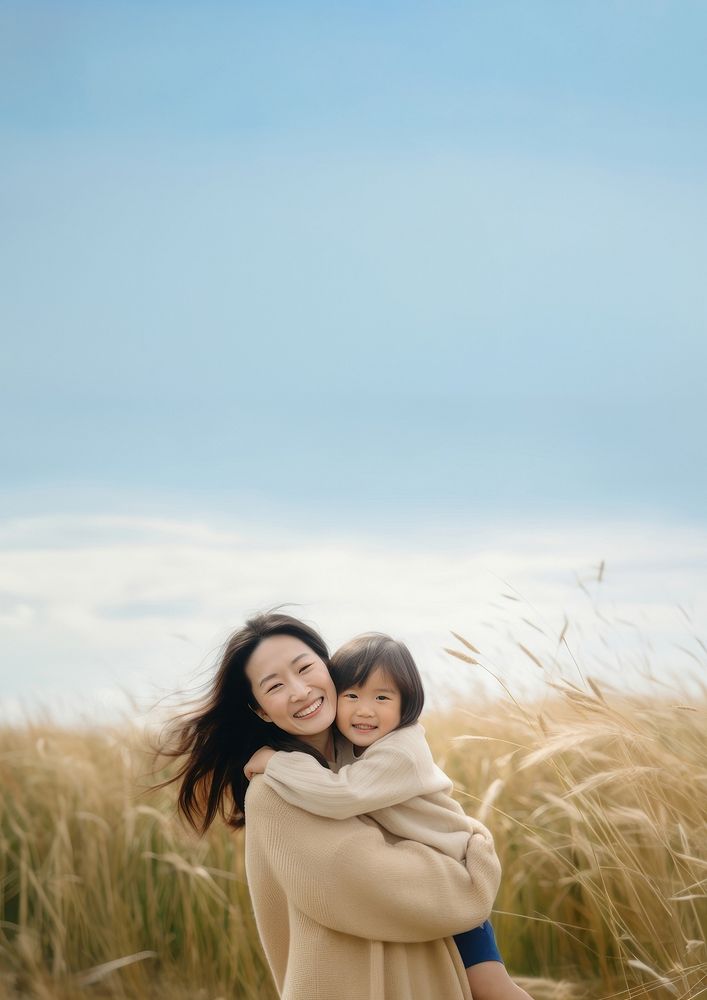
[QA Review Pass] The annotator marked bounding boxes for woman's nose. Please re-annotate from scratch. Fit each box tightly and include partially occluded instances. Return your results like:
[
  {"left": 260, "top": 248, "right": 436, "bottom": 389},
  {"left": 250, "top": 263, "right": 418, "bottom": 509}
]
[{"left": 289, "top": 677, "right": 311, "bottom": 699}]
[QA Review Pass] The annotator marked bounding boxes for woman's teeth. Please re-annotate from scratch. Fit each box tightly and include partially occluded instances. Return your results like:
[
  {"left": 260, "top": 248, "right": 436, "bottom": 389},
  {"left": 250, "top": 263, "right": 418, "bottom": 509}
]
[{"left": 293, "top": 696, "right": 324, "bottom": 719}]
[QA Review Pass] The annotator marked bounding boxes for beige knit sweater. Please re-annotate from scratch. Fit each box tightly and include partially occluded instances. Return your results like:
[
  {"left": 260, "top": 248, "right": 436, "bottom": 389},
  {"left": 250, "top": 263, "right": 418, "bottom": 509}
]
[
  {"left": 244, "top": 741, "right": 502, "bottom": 1000},
  {"left": 245, "top": 781, "right": 501, "bottom": 1000},
  {"left": 263, "top": 723, "right": 490, "bottom": 866}
]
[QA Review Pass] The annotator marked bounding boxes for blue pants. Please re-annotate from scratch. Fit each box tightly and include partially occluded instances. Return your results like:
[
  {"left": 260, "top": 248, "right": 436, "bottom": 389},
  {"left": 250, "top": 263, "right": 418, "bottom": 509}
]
[{"left": 454, "top": 920, "right": 503, "bottom": 968}]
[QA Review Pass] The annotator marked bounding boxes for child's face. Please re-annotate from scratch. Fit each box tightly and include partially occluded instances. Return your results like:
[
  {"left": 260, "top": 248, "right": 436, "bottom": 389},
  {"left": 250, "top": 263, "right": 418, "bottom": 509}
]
[{"left": 336, "top": 666, "right": 402, "bottom": 749}]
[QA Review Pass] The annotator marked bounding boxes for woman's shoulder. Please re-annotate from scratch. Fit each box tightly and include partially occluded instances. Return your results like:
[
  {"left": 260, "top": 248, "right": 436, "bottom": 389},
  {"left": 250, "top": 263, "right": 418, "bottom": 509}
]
[
  {"left": 246, "top": 775, "right": 359, "bottom": 829},
  {"left": 245, "top": 777, "right": 321, "bottom": 845},
  {"left": 244, "top": 775, "right": 382, "bottom": 863},
  {"left": 244, "top": 775, "right": 288, "bottom": 821}
]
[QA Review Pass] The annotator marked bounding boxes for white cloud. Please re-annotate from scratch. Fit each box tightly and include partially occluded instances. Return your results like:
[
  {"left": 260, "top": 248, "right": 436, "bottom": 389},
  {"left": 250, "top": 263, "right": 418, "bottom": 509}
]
[{"left": 0, "top": 513, "right": 705, "bottom": 721}]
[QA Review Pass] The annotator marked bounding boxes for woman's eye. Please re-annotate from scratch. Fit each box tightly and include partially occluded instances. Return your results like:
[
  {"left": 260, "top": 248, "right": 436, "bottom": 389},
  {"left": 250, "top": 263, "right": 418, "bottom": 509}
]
[
  {"left": 299, "top": 663, "right": 313, "bottom": 673},
  {"left": 267, "top": 683, "right": 282, "bottom": 693}
]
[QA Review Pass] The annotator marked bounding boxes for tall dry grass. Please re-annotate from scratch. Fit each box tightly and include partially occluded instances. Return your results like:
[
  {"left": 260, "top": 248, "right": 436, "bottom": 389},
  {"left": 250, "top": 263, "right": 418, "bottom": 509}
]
[
  {"left": 426, "top": 685, "right": 707, "bottom": 999},
  {"left": 1, "top": 618, "right": 706, "bottom": 998},
  {"left": 0, "top": 724, "right": 268, "bottom": 999}
]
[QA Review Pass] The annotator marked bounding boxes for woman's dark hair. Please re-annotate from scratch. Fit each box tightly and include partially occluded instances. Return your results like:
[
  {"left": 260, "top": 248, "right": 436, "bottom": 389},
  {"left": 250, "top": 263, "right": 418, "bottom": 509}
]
[
  {"left": 157, "top": 611, "right": 331, "bottom": 834},
  {"left": 330, "top": 633, "right": 424, "bottom": 729}
]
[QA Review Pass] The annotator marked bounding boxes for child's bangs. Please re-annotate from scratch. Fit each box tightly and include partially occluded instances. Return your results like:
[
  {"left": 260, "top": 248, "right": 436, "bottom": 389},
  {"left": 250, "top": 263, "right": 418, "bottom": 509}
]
[
  {"left": 330, "top": 633, "right": 425, "bottom": 728},
  {"left": 331, "top": 638, "right": 387, "bottom": 692}
]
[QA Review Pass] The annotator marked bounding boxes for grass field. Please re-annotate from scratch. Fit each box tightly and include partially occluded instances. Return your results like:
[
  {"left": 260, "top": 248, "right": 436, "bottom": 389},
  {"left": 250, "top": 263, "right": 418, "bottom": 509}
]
[{"left": 1, "top": 636, "right": 705, "bottom": 999}]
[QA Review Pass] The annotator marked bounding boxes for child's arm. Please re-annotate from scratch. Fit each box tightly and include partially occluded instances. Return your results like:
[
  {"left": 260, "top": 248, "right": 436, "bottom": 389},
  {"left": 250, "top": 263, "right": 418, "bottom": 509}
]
[{"left": 260, "top": 726, "right": 451, "bottom": 820}]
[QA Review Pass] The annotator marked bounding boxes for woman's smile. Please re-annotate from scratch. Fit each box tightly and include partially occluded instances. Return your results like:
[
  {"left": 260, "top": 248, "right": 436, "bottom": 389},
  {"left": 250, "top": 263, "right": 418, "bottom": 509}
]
[{"left": 293, "top": 696, "right": 324, "bottom": 719}]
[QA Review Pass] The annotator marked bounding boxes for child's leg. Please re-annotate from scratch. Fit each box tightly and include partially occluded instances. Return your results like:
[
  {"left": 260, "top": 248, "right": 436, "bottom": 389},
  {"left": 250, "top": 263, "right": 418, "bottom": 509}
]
[
  {"left": 453, "top": 922, "right": 533, "bottom": 1000},
  {"left": 465, "top": 961, "right": 534, "bottom": 1000}
]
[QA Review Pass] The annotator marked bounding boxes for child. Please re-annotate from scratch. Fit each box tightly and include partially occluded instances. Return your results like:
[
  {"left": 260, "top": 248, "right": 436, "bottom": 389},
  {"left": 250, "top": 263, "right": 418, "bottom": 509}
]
[{"left": 245, "top": 633, "right": 533, "bottom": 1000}]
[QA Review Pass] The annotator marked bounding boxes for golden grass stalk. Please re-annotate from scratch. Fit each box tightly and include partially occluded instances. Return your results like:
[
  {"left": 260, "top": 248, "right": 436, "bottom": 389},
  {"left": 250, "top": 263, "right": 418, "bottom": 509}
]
[{"left": 1, "top": 616, "right": 705, "bottom": 998}]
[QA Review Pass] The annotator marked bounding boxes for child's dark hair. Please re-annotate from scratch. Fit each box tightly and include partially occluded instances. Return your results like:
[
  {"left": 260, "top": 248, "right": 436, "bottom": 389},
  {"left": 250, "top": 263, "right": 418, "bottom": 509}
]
[{"left": 330, "top": 633, "right": 424, "bottom": 728}]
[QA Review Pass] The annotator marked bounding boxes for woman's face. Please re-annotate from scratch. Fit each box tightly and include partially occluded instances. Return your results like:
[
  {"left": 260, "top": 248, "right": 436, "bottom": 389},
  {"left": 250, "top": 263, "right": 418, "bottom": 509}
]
[{"left": 245, "top": 634, "right": 337, "bottom": 739}]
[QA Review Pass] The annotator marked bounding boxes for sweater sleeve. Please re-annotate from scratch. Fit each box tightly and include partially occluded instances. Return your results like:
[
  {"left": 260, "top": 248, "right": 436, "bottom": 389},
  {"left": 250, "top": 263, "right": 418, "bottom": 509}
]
[
  {"left": 245, "top": 778, "right": 501, "bottom": 942},
  {"left": 263, "top": 725, "right": 451, "bottom": 820}
]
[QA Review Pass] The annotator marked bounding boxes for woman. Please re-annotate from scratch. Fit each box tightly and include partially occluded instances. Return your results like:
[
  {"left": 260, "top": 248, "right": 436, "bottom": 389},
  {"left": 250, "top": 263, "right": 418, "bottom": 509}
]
[{"left": 164, "top": 612, "right": 501, "bottom": 1000}]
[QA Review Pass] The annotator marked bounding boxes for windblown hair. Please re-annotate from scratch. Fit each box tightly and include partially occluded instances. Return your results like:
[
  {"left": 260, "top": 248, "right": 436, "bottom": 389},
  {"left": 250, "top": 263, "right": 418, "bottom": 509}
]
[
  {"left": 330, "top": 633, "right": 425, "bottom": 729},
  {"left": 157, "top": 612, "right": 331, "bottom": 833}
]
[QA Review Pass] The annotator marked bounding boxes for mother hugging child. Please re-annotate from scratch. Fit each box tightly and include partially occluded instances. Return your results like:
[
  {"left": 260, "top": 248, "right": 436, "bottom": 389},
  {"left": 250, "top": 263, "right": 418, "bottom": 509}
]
[{"left": 165, "top": 612, "right": 533, "bottom": 1000}]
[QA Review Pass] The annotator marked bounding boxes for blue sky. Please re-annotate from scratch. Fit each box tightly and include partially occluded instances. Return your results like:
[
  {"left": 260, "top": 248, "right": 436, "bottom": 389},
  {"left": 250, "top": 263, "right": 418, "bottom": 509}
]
[
  {"left": 2, "top": 0, "right": 706, "bottom": 532},
  {"left": 2, "top": 3, "right": 707, "bottom": 714}
]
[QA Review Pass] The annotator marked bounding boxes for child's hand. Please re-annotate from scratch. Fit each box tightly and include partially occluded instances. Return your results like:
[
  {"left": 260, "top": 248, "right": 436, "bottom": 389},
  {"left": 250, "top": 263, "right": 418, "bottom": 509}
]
[
  {"left": 244, "top": 747, "right": 276, "bottom": 781},
  {"left": 467, "top": 817, "right": 496, "bottom": 851}
]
